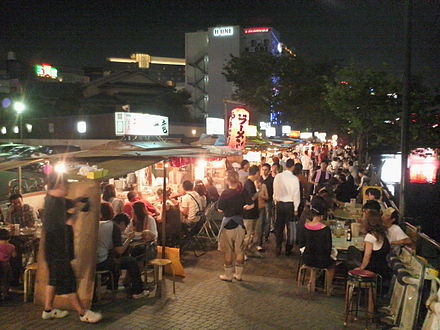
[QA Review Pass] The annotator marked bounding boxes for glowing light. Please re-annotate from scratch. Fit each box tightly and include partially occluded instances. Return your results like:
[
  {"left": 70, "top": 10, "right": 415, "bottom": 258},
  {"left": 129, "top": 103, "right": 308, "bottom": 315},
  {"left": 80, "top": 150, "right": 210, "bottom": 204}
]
[
  {"left": 244, "top": 27, "right": 269, "bottom": 33},
  {"left": 77, "top": 121, "right": 87, "bottom": 134},
  {"left": 191, "top": 129, "right": 197, "bottom": 136},
  {"left": 213, "top": 26, "right": 234, "bottom": 37},
  {"left": 265, "top": 127, "right": 276, "bottom": 137},
  {"left": 227, "top": 108, "right": 249, "bottom": 149},
  {"left": 13, "top": 102, "right": 26, "bottom": 114},
  {"left": 300, "top": 132, "right": 313, "bottom": 139},
  {"left": 1, "top": 127, "right": 6, "bottom": 134},
  {"left": 195, "top": 160, "right": 207, "bottom": 180},
  {"left": 381, "top": 155, "right": 401, "bottom": 184},
  {"left": 13, "top": 126, "right": 19, "bottom": 134},
  {"left": 289, "top": 131, "right": 300, "bottom": 138},
  {"left": 54, "top": 163, "right": 67, "bottom": 173},
  {"left": 246, "top": 125, "right": 257, "bottom": 137},
  {"left": 282, "top": 125, "right": 291, "bottom": 134},
  {"left": 26, "top": 124, "right": 32, "bottom": 133},
  {"left": 244, "top": 151, "right": 261, "bottom": 162}
]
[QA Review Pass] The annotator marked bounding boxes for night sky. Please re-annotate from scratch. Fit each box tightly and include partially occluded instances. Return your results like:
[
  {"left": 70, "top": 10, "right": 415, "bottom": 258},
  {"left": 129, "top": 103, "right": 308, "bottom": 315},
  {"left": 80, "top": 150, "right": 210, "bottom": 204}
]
[{"left": 2, "top": 0, "right": 439, "bottom": 85}]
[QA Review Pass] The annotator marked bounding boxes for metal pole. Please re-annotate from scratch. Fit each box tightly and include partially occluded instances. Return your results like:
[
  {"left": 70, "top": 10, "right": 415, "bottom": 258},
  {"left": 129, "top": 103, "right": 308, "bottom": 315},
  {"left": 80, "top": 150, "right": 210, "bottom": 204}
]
[
  {"left": 399, "top": 0, "right": 412, "bottom": 223},
  {"left": 20, "top": 115, "right": 23, "bottom": 143},
  {"left": 18, "top": 165, "right": 22, "bottom": 194},
  {"left": 161, "top": 160, "right": 167, "bottom": 258}
]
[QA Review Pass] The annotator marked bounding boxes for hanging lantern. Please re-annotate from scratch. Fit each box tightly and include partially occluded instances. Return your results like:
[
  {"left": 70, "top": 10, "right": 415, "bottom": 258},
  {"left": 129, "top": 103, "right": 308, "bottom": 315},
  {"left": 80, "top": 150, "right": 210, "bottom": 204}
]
[{"left": 227, "top": 107, "right": 249, "bottom": 149}]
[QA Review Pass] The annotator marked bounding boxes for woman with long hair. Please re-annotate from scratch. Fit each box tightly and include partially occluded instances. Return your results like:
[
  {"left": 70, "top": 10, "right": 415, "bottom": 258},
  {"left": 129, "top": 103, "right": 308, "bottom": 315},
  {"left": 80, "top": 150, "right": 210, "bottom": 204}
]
[
  {"left": 354, "top": 209, "right": 391, "bottom": 278},
  {"left": 132, "top": 202, "right": 158, "bottom": 241},
  {"left": 102, "top": 184, "right": 124, "bottom": 215},
  {"left": 217, "top": 171, "right": 254, "bottom": 281}
]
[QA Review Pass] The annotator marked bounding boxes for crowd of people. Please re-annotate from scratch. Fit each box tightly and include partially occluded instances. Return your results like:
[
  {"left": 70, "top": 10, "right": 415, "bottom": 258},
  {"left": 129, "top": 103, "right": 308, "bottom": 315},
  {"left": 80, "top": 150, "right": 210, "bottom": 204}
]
[
  {"left": 0, "top": 144, "right": 414, "bottom": 324},
  {"left": 216, "top": 145, "right": 412, "bottom": 294}
]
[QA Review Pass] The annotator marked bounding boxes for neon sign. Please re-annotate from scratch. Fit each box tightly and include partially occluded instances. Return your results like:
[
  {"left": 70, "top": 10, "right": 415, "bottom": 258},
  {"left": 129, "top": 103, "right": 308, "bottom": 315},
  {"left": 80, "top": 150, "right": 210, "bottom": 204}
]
[
  {"left": 35, "top": 64, "right": 58, "bottom": 79},
  {"left": 213, "top": 26, "right": 234, "bottom": 37},
  {"left": 227, "top": 108, "right": 249, "bottom": 149},
  {"left": 244, "top": 27, "right": 270, "bottom": 34}
]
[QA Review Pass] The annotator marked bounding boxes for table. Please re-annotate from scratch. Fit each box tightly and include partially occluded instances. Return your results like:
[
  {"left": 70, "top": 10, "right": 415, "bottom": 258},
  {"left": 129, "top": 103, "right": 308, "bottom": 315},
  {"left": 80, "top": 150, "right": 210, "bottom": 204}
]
[
  {"left": 333, "top": 206, "right": 362, "bottom": 221},
  {"left": 332, "top": 236, "right": 364, "bottom": 251}
]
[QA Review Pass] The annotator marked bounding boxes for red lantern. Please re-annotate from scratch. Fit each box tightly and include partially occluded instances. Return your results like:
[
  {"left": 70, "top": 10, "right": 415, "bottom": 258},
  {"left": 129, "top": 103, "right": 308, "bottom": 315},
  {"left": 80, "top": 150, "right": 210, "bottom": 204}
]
[{"left": 227, "top": 107, "right": 249, "bottom": 149}]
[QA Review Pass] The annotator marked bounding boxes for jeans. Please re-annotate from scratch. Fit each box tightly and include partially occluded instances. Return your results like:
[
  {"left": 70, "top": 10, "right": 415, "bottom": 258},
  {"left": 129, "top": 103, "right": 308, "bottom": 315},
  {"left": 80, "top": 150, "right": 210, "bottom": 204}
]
[
  {"left": 257, "top": 206, "right": 269, "bottom": 246},
  {"left": 275, "top": 202, "right": 295, "bottom": 252},
  {"left": 243, "top": 219, "right": 258, "bottom": 254},
  {"left": 97, "top": 256, "right": 144, "bottom": 294},
  {"left": 265, "top": 200, "right": 274, "bottom": 239}
]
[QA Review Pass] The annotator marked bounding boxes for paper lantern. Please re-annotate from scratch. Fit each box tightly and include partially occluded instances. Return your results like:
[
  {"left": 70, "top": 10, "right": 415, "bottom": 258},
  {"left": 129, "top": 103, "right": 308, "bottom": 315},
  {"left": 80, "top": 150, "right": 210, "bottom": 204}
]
[{"left": 227, "top": 108, "right": 249, "bottom": 149}]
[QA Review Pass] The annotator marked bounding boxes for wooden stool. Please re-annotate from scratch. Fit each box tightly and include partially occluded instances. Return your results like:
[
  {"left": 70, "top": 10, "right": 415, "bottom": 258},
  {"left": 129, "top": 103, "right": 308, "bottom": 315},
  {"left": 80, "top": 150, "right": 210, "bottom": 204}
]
[
  {"left": 148, "top": 258, "right": 176, "bottom": 297},
  {"left": 23, "top": 263, "right": 38, "bottom": 302},
  {"left": 297, "top": 264, "right": 332, "bottom": 295},
  {"left": 94, "top": 270, "right": 115, "bottom": 302},
  {"left": 344, "top": 269, "right": 377, "bottom": 328}
]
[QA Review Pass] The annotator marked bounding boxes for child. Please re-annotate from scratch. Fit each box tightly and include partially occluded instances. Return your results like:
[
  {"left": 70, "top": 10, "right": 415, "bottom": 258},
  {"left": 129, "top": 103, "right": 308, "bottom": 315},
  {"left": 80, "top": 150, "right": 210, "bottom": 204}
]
[{"left": 0, "top": 229, "right": 16, "bottom": 300}]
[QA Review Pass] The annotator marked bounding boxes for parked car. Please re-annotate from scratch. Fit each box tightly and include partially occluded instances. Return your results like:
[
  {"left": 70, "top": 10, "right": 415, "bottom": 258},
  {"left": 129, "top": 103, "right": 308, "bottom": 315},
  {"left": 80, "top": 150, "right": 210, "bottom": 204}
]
[
  {"left": 5, "top": 146, "right": 47, "bottom": 161},
  {"left": 0, "top": 145, "right": 39, "bottom": 161},
  {"left": 40, "top": 145, "right": 81, "bottom": 155},
  {"left": 0, "top": 143, "right": 25, "bottom": 153}
]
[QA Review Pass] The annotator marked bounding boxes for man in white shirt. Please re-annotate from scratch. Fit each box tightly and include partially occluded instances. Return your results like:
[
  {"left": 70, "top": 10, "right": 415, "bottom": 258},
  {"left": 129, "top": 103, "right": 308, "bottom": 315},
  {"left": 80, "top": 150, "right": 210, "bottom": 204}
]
[
  {"left": 273, "top": 159, "right": 301, "bottom": 256},
  {"left": 301, "top": 150, "right": 313, "bottom": 178},
  {"left": 180, "top": 180, "right": 206, "bottom": 226},
  {"left": 382, "top": 207, "right": 411, "bottom": 246}
]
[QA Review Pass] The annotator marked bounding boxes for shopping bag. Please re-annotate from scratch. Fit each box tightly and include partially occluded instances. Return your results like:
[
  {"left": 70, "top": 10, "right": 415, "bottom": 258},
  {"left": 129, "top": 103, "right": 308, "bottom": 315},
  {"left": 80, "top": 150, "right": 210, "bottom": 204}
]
[{"left": 156, "top": 246, "right": 185, "bottom": 277}]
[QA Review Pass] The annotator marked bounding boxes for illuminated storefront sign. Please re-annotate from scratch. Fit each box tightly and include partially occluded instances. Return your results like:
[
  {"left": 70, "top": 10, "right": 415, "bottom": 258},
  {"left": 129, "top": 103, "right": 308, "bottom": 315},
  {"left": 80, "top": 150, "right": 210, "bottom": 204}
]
[
  {"left": 213, "top": 26, "right": 234, "bottom": 37},
  {"left": 206, "top": 117, "right": 224, "bottom": 135},
  {"left": 227, "top": 107, "right": 249, "bottom": 149},
  {"left": 300, "top": 132, "right": 313, "bottom": 139},
  {"left": 115, "top": 112, "right": 168, "bottom": 136},
  {"left": 259, "top": 122, "right": 270, "bottom": 130},
  {"left": 289, "top": 130, "right": 300, "bottom": 138},
  {"left": 246, "top": 125, "right": 257, "bottom": 137},
  {"left": 265, "top": 127, "right": 276, "bottom": 137},
  {"left": 244, "top": 27, "right": 270, "bottom": 33},
  {"left": 282, "top": 125, "right": 291, "bottom": 134},
  {"left": 35, "top": 64, "right": 58, "bottom": 79}
]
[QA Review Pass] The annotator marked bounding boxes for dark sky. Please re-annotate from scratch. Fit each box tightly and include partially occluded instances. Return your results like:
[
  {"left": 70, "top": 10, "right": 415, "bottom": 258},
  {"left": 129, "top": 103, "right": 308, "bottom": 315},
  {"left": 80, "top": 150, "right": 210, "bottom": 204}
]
[{"left": 2, "top": 0, "right": 440, "bottom": 85}]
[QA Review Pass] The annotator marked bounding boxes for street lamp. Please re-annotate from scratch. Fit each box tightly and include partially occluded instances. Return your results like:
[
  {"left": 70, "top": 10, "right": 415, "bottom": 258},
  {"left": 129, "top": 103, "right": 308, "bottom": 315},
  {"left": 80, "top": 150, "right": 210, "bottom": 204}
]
[{"left": 13, "top": 101, "right": 26, "bottom": 142}]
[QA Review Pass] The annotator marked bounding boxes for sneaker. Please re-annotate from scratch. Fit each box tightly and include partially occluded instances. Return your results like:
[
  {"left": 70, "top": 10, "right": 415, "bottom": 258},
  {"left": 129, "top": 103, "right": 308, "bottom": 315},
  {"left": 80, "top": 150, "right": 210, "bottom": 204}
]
[
  {"left": 79, "top": 310, "right": 102, "bottom": 323},
  {"left": 132, "top": 290, "right": 149, "bottom": 299},
  {"left": 42, "top": 308, "right": 69, "bottom": 320},
  {"left": 244, "top": 254, "right": 249, "bottom": 261},
  {"left": 256, "top": 246, "right": 264, "bottom": 252}
]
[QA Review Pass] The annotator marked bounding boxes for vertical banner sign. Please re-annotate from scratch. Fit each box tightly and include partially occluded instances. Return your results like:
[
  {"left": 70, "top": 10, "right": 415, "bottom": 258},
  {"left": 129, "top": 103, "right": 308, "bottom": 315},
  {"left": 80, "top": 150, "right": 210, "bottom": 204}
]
[{"left": 227, "top": 107, "right": 249, "bottom": 149}]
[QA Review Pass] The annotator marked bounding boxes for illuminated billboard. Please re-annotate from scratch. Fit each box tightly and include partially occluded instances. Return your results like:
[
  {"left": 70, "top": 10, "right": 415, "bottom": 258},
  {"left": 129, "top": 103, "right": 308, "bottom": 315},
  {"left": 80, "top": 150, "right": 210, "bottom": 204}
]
[
  {"left": 227, "top": 107, "right": 249, "bottom": 149},
  {"left": 244, "top": 27, "right": 270, "bottom": 33},
  {"left": 206, "top": 117, "right": 224, "bottom": 135},
  {"left": 115, "top": 112, "right": 168, "bottom": 136},
  {"left": 213, "top": 26, "right": 234, "bottom": 37},
  {"left": 35, "top": 64, "right": 58, "bottom": 79}
]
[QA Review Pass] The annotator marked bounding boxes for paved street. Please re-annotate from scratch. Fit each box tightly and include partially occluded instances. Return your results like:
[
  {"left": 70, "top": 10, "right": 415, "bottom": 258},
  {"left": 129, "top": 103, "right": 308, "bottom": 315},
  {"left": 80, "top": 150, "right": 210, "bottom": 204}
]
[{"left": 0, "top": 240, "right": 366, "bottom": 330}]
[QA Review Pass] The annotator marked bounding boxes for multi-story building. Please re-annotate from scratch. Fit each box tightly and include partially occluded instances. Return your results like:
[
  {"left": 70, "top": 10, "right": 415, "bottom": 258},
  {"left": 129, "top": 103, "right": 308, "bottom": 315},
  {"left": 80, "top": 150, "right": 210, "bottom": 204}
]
[{"left": 185, "top": 26, "right": 282, "bottom": 120}]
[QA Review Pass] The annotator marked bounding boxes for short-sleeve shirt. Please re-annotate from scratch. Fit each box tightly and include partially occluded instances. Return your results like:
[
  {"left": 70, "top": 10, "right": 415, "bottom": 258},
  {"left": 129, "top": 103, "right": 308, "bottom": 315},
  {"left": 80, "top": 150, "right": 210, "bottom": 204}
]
[
  {"left": 0, "top": 243, "right": 15, "bottom": 262},
  {"left": 181, "top": 191, "right": 206, "bottom": 223},
  {"left": 243, "top": 179, "right": 259, "bottom": 219},
  {"left": 96, "top": 220, "right": 122, "bottom": 264},
  {"left": 364, "top": 233, "right": 384, "bottom": 251},
  {"left": 387, "top": 224, "right": 409, "bottom": 243},
  {"left": 218, "top": 189, "right": 253, "bottom": 217}
]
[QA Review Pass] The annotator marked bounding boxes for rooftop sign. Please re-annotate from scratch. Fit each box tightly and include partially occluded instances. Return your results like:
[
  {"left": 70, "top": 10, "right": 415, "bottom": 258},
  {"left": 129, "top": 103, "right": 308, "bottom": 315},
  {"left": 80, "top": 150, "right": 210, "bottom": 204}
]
[
  {"left": 35, "top": 64, "right": 58, "bottom": 79},
  {"left": 244, "top": 27, "right": 270, "bottom": 34},
  {"left": 115, "top": 112, "right": 168, "bottom": 136},
  {"left": 213, "top": 26, "right": 234, "bottom": 37}
]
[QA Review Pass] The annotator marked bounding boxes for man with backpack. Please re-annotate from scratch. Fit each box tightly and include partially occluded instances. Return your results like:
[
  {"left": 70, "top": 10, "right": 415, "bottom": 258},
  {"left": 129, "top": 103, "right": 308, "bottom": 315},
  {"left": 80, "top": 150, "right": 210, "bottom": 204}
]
[{"left": 180, "top": 180, "right": 207, "bottom": 228}]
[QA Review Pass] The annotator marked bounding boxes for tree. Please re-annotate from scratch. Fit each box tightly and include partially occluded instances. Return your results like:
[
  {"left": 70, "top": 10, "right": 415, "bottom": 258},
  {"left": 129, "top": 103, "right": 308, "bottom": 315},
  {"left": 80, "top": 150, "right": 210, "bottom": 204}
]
[{"left": 324, "top": 65, "right": 438, "bottom": 159}]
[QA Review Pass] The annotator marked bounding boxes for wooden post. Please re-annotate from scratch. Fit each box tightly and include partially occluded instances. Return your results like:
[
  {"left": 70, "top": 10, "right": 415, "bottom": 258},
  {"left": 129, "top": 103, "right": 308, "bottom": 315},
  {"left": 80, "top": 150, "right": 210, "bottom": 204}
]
[{"left": 18, "top": 165, "right": 22, "bottom": 194}]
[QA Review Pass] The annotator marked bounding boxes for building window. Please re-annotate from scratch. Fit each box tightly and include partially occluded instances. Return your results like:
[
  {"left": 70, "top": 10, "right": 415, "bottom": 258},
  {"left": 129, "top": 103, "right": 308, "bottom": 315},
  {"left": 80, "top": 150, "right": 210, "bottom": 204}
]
[
  {"left": 48, "top": 123, "right": 54, "bottom": 134},
  {"left": 13, "top": 126, "right": 19, "bottom": 134},
  {"left": 26, "top": 124, "right": 32, "bottom": 133},
  {"left": 1, "top": 127, "right": 6, "bottom": 135}
]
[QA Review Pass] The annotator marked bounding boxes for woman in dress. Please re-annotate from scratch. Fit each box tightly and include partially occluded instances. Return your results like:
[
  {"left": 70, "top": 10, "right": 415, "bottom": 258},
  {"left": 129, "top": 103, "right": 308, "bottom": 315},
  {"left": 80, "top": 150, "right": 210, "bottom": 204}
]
[{"left": 217, "top": 171, "right": 254, "bottom": 282}]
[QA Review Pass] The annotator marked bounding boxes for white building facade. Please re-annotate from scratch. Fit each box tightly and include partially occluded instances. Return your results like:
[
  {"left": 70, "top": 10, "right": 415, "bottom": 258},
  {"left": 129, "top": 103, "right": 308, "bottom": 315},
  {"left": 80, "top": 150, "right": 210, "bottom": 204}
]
[{"left": 185, "top": 26, "right": 282, "bottom": 119}]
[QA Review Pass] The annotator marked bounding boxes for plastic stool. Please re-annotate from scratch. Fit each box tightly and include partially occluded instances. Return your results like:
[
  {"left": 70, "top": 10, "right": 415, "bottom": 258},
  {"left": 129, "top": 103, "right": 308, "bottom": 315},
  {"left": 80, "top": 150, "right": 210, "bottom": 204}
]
[
  {"left": 344, "top": 269, "right": 377, "bottom": 328},
  {"left": 148, "top": 258, "right": 176, "bottom": 297},
  {"left": 94, "top": 270, "right": 115, "bottom": 302},
  {"left": 297, "top": 264, "right": 332, "bottom": 295},
  {"left": 23, "top": 263, "right": 38, "bottom": 302}
]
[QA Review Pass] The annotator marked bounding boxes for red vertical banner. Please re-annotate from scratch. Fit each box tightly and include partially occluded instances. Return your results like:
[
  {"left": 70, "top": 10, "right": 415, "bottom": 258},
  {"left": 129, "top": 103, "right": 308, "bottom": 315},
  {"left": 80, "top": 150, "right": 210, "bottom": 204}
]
[{"left": 227, "top": 107, "right": 249, "bottom": 149}]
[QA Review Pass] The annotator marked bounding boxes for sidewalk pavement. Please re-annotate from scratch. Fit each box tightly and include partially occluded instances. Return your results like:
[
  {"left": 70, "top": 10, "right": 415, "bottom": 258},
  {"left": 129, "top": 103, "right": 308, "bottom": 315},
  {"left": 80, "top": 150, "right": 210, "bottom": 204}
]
[{"left": 0, "top": 239, "right": 366, "bottom": 330}]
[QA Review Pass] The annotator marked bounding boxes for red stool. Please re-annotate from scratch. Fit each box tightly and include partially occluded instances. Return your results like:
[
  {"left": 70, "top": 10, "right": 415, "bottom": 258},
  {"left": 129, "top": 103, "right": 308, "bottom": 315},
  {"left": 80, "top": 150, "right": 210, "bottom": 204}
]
[{"left": 344, "top": 269, "right": 377, "bottom": 328}]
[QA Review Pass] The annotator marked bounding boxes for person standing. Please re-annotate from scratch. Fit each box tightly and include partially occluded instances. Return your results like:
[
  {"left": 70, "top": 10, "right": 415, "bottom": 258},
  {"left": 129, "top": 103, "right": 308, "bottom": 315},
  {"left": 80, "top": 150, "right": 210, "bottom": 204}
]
[
  {"left": 217, "top": 171, "right": 254, "bottom": 281},
  {"left": 273, "top": 159, "right": 301, "bottom": 256},
  {"left": 255, "top": 177, "right": 268, "bottom": 251},
  {"left": 0, "top": 229, "right": 16, "bottom": 300},
  {"left": 301, "top": 150, "right": 314, "bottom": 179},
  {"left": 261, "top": 163, "right": 274, "bottom": 242},
  {"left": 41, "top": 174, "right": 102, "bottom": 323},
  {"left": 310, "top": 160, "right": 332, "bottom": 194},
  {"left": 243, "top": 165, "right": 261, "bottom": 257},
  {"left": 238, "top": 160, "right": 250, "bottom": 186}
]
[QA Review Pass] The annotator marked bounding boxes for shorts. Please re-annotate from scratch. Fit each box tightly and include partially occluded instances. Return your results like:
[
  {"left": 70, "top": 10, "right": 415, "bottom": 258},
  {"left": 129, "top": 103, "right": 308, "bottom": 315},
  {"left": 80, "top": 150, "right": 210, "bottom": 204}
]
[
  {"left": 218, "top": 226, "right": 246, "bottom": 256},
  {"left": 47, "top": 259, "right": 77, "bottom": 295}
]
